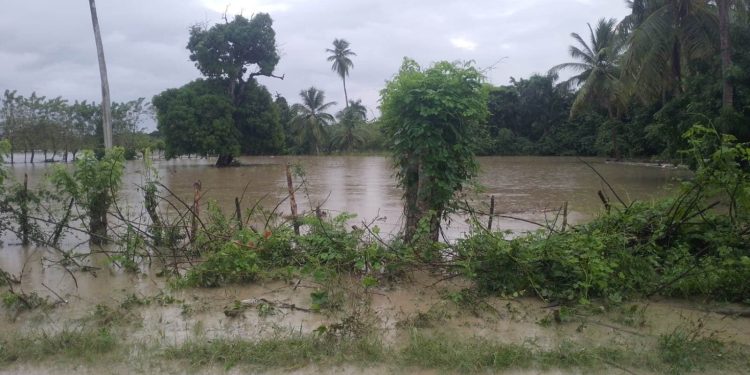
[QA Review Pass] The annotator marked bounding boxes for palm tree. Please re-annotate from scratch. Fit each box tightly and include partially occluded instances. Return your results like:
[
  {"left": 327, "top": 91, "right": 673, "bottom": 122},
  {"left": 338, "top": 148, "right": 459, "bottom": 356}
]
[
  {"left": 621, "top": 0, "right": 718, "bottom": 103},
  {"left": 291, "top": 87, "right": 336, "bottom": 154},
  {"left": 717, "top": 0, "right": 733, "bottom": 110},
  {"left": 550, "top": 18, "right": 625, "bottom": 158},
  {"left": 331, "top": 99, "right": 367, "bottom": 152},
  {"left": 326, "top": 39, "right": 356, "bottom": 107},
  {"left": 88, "top": 0, "right": 113, "bottom": 150}
]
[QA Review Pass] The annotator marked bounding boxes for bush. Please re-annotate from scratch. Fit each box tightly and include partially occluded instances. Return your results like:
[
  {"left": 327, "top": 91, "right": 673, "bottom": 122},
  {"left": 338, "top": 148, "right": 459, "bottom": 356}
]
[
  {"left": 458, "top": 124, "right": 750, "bottom": 304},
  {"left": 184, "top": 240, "right": 261, "bottom": 287}
]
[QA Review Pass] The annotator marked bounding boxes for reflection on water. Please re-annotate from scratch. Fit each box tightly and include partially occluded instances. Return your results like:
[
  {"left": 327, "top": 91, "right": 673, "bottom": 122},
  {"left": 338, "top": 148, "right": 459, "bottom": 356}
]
[
  {"left": 1, "top": 155, "right": 691, "bottom": 308},
  {"left": 6, "top": 155, "right": 691, "bottom": 237}
]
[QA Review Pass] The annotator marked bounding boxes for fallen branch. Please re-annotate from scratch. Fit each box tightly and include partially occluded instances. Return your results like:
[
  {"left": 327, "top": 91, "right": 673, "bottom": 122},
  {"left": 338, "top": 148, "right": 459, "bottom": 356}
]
[{"left": 224, "top": 297, "right": 312, "bottom": 317}]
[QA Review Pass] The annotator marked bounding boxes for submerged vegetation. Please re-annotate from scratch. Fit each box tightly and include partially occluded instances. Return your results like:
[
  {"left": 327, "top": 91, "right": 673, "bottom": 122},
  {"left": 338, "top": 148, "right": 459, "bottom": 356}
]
[{"left": 2, "top": 1, "right": 750, "bottom": 373}]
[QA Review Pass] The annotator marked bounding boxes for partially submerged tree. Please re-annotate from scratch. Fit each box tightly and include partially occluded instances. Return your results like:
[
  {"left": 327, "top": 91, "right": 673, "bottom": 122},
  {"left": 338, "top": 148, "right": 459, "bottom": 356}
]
[
  {"left": 381, "top": 59, "right": 488, "bottom": 242},
  {"left": 51, "top": 148, "right": 125, "bottom": 244},
  {"left": 153, "top": 80, "right": 239, "bottom": 162},
  {"left": 187, "top": 13, "right": 281, "bottom": 104},
  {"left": 331, "top": 99, "right": 367, "bottom": 152},
  {"left": 154, "top": 13, "right": 283, "bottom": 166},
  {"left": 291, "top": 87, "right": 336, "bottom": 155},
  {"left": 326, "top": 39, "right": 356, "bottom": 107}
]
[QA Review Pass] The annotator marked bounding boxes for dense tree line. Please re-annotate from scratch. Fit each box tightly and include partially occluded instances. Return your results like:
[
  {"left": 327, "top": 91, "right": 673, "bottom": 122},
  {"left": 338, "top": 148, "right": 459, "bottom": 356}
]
[
  {"left": 4, "top": 2, "right": 748, "bottom": 165},
  {"left": 488, "top": 0, "right": 750, "bottom": 160},
  {"left": 152, "top": 14, "right": 379, "bottom": 166},
  {"left": 0, "top": 90, "right": 157, "bottom": 162}
]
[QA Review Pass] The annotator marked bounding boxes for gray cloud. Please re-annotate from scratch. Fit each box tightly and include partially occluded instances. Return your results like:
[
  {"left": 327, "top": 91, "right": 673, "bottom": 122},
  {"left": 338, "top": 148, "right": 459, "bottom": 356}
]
[{"left": 0, "top": 0, "right": 630, "bottom": 128}]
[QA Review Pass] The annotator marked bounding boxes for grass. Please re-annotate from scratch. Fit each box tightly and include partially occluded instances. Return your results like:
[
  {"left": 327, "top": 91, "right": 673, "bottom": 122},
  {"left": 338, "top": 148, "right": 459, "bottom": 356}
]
[
  {"left": 658, "top": 324, "right": 750, "bottom": 374},
  {"left": 164, "top": 334, "right": 385, "bottom": 369},
  {"left": 0, "top": 328, "right": 118, "bottom": 365},
  {"left": 1, "top": 323, "right": 747, "bottom": 373},
  {"left": 400, "top": 331, "right": 533, "bottom": 372}
]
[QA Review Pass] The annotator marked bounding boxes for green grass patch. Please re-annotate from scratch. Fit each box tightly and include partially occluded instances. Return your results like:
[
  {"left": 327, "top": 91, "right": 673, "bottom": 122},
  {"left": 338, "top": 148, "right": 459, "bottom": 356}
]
[
  {"left": 400, "top": 331, "right": 533, "bottom": 372},
  {"left": 0, "top": 328, "right": 118, "bottom": 365},
  {"left": 164, "top": 334, "right": 385, "bottom": 369}
]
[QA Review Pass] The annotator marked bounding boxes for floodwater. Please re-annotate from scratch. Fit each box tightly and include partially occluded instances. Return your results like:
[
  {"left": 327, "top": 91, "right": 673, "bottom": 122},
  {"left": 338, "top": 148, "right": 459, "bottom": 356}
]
[
  {"left": 1, "top": 156, "right": 749, "bottom": 374},
  {"left": 8, "top": 154, "right": 692, "bottom": 234},
  {"left": 0, "top": 155, "right": 692, "bottom": 312}
]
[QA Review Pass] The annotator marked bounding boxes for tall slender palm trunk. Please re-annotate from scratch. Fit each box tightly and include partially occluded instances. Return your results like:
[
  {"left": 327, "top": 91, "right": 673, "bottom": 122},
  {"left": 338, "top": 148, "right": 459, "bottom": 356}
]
[
  {"left": 89, "top": 0, "right": 113, "bottom": 150},
  {"left": 718, "top": 0, "right": 734, "bottom": 110},
  {"left": 342, "top": 76, "right": 349, "bottom": 108}
]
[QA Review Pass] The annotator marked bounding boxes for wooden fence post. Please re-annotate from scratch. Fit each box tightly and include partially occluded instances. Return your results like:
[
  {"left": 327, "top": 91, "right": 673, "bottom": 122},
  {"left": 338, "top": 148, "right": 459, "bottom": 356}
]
[
  {"left": 285, "top": 164, "right": 300, "bottom": 235},
  {"left": 487, "top": 195, "right": 495, "bottom": 231}
]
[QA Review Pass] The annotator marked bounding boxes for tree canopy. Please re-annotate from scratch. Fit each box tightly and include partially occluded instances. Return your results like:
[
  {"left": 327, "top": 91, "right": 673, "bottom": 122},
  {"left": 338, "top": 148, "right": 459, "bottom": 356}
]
[
  {"left": 381, "top": 59, "right": 488, "bottom": 241},
  {"left": 155, "top": 13, "right": 283, "bottom": 166}
]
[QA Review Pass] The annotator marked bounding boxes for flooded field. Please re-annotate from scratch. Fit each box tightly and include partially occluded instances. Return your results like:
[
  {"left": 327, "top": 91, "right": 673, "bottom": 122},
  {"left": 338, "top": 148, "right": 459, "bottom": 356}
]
[
  {"left": 4, "top": 156, "right": 747, "bottom": 374},
  {"left": 8, "top": 155, "right": 691, "bottom": 233},
  {"left": 0, "top": 155, "right": 692, "bottom": 308}
]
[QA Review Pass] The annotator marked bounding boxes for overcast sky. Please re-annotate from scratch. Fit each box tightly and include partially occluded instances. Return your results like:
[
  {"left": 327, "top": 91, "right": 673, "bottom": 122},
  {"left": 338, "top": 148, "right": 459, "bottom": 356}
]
[{"left": 0, "top": 0, "right": 630, "bottom": 128}]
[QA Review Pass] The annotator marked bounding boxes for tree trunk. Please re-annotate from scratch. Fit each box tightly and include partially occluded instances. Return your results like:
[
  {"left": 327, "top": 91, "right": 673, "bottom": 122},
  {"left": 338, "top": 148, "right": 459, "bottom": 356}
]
[
  {"left": 89, "top": 190, "right": 109, "bottom": 245},
  {"left": 342, "top": 76, "right": 349, "bottom": 108},
  {"left": 403, "top": 155, "right": 420, "bottom": 242},
  {"left": 403, "top": 156, "right": 441, "bottom": 243},
  {"left": 89, "top": 0, "right": 113, "bottom": 150},
  {"left": 607, "top": 106, "right": 621, "bottom": 160},
  {"left": 671, "top": 38, "right": 683, "bottom": 95},
  {"left": 718, "top": 0, "right": 734, "bottom": 110},
  {"left": 30, "top": 149, "right": 35, "bottom": 163},
  {"left": 215, "top": 154, "right": 235, "bottom": 167}
]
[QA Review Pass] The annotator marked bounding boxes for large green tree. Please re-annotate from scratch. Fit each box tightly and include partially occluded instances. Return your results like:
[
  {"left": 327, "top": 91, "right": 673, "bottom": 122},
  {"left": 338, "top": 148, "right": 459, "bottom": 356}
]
[
  {"left": 331, "top": 99, "right": 367, "bottom": 152},
  {"left": 551, "top": 18, "right": 625, "bottom": 158},
  {"left": 187, "top": 13, "right": 281, "bottom": 104},
  {"left": 291, "top": 87, "right": 336, "bottom": 154},
  {"left": 326, "top": 39, "right": 356, "bottom": 107},
  {"left": 155, "top": 14, "right": 283, "bottom": 166},
  {"left": 381, "top": 59, "right": 488, "bottom": 242},
  {"left": 621, "top": 0, "right": 718, "bottom": 102},
  {"left": 153, "top": 80, "right": 239, "bottom": 161}
]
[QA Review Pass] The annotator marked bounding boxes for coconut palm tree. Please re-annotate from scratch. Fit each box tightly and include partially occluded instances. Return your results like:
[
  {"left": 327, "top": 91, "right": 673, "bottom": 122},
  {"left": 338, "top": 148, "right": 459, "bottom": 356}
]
[
  {"left": 550, "top": 18, "right": 625, "bottom": 158},
  {"left": 621, "top": 0, "right": 718, "bottom": 103},
  {"left": 291, "top": 87, "right": 336, "bottom": 154},
  {"left": 326, "top": 39, "right": 356, "bottom": 107},
  {"left": 331, "top": 99, "right": 367, "bottom": 152},
  {"left": 88, "top": 0, "right": 113, "bottom": 150},
  {"left": 717, "top": 0, "right": 733, "bottom": 110}
]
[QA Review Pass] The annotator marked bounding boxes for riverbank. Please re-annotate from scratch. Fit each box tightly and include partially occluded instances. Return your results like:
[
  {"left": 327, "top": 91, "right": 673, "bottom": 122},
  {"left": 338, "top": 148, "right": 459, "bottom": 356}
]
[{"left": 2, "top": 272, "right": 749, "bottom": 374}]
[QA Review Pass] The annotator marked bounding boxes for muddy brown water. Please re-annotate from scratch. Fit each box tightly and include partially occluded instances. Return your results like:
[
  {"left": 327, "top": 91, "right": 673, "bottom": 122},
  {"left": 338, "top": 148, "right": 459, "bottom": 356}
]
[
  {"left": 1, "top": 156, "right": 691, "bottom": 312},
  {"left": 7, "top": 156, "right": 742, "bottom": 375}
]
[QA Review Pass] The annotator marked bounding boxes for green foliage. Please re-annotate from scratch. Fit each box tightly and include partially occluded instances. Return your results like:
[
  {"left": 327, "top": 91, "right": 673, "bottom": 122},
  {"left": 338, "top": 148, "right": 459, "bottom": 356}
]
[
  {"left": 187, "top": 14, "right": 279, "bottom": 84},
  {"left": 0, "top": 328, "right": 117, "bottom": 365},
  {"left": 381, "top": 59, "right": 488, "bottom": 240},
  {"left": 0, "top": 139, "right": 9, "bottom": 184},
  {"left": 298, "top": 213, "right": 400, "bottom": 276},
  {"left": 164, "top": 334, "right": 384, "bottom": 369},
  {"left": 184, "top": 239, "right": 261, "bottom": 288},
  {"left": 329, "top": 100, "right": 367, "bottom": 152},
  {"left": 155, "top": 13, "right": 283, "bottom": 164},
  {"left": 50, "top": 148, "right": 125, "bottom": 243},
  {"left": 460, "top": 124, "right": 750, "bottom": 304},
  {"left": 659, "top": 323, "right": 726, "bottom": 374},
  {"left": 0, "top": 90, "right": 150, "bottom": 161},
  {"left": 152, "top": 79, "right": 240, "bottom": 160},
  {"left": 290, "top": 87, "right": 336, "bottom": 154}
]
